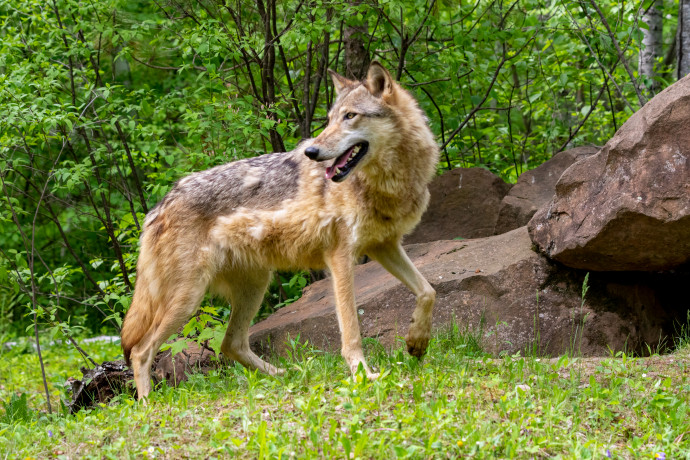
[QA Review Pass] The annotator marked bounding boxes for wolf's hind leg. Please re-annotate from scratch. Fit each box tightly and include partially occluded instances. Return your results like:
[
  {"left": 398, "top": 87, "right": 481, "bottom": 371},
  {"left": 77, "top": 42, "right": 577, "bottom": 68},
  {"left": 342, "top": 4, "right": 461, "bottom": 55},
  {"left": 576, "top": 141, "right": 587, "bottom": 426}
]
[
  {"left": 367, "top": 242, "right": 436, "bottom": 358},
  {"left": 219, "top": 269, "right": 285, "bottom": 376},
  {"left": 130, "top": 286, "right": 206, "bottom": 400}
]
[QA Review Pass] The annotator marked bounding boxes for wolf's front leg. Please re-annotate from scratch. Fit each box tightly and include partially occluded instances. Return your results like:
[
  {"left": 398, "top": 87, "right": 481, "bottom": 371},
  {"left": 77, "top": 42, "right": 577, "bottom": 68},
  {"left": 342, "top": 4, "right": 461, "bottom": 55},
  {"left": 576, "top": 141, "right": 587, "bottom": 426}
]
[
  {"left": 326, "top": 248, "right": 379, "bottom": 379},
  {"left": 367, "top": 242, "right": 436, "bottom": 358}
]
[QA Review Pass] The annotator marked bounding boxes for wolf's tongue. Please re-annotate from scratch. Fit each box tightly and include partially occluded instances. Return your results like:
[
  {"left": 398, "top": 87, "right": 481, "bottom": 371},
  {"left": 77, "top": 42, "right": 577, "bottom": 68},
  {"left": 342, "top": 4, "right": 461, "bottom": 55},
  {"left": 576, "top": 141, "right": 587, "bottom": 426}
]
[{"left": 325, "top": 150, "right": 353, "bottom": 179}]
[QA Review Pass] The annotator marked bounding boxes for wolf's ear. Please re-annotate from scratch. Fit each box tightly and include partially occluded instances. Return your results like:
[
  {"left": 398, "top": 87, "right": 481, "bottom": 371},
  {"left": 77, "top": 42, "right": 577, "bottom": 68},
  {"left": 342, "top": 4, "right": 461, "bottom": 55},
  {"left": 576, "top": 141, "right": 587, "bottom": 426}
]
[
  {"left": 365, "top": 62, "right": 394, "bottom": 98},
  {"left": 328, "top": 69, "right": 354, "bottom": 96}
]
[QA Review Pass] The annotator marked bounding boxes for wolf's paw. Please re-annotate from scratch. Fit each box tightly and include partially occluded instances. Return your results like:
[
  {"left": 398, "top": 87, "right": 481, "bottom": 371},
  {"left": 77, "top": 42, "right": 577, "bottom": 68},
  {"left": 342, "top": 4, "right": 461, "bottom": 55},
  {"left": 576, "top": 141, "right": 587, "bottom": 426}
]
[
  {"left": 265, "top": 364, "right": 286, "bottom": 377},
  {"left": 405, "top": 334, "right": 430, "bottom": 358}
]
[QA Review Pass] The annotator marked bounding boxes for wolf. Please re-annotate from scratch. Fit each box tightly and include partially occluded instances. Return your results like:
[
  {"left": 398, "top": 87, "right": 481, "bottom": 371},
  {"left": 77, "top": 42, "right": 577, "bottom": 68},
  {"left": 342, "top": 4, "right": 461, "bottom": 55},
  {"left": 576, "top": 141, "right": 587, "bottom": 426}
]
[{"left": 120, "top": 62, "right": 440, "bottom": 399}]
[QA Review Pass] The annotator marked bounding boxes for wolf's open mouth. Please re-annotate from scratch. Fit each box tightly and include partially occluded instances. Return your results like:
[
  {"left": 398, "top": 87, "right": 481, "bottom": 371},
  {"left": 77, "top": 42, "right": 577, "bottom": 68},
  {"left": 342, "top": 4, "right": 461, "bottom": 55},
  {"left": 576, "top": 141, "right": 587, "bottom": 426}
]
[{"left": 325, "top": 142, "right": 369, "bottom": 182}]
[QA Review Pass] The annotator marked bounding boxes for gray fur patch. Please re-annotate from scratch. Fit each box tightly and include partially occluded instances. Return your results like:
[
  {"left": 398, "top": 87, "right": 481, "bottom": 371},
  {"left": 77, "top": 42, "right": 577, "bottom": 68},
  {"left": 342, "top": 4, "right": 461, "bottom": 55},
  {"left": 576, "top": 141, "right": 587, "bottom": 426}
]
[{"left": 153, "top": 151, "right": 301, "bottom": 221}]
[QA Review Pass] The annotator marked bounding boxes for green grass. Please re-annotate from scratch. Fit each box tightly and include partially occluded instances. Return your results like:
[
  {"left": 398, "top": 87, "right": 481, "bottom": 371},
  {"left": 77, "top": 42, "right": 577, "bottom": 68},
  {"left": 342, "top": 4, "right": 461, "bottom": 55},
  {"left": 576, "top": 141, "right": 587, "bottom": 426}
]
[{"left": 1, "top": 330, "right": 689, "bottom": 459}]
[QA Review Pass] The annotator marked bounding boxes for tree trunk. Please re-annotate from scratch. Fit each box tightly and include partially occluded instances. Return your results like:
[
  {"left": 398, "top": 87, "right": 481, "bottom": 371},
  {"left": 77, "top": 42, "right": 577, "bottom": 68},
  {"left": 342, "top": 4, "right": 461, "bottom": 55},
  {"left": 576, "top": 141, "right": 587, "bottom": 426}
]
[
  {"left": 343, "top": 0, "right": 370, "bottom": 80},
  {"left": 679, "top": 0, "right": 690, "bottom": 78},
  {"left": 257, "top": 0, "right": 285, "bottom": 153},
  {"left": 638, "top": 3, "right": 662, "bottom": 93}
]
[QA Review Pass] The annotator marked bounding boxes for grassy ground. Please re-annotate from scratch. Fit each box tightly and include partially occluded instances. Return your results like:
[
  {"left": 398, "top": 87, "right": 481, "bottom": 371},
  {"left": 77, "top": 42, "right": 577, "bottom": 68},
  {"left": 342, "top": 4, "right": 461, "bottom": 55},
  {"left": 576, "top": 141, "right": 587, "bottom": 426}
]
[{"left": 1, "top": 328, "right": 689, "bottom": 459}]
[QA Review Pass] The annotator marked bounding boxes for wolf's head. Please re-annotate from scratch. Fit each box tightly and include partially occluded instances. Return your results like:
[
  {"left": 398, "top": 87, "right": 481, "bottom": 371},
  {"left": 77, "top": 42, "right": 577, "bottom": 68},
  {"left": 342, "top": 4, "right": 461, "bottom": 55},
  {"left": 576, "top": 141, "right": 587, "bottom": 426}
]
[{"left": 305, "top": 62, "right": 404, "bottom": 183}]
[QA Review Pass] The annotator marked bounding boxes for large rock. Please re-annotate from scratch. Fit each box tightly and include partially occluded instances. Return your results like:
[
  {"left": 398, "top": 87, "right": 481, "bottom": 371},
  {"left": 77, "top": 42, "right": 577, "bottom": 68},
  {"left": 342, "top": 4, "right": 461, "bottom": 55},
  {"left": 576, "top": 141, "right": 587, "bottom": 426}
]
[
  {"left": 250, "top": 227, "right": 688, "bottom": 358},
  {"left": 494, "top": 146, "right": 599, "bottom": 235},
  {"left": 529, "top": 76, "right": 690, "bottom": 271},
  {"left": 404, "top": 168, "right": 511, "bottom": 244}
]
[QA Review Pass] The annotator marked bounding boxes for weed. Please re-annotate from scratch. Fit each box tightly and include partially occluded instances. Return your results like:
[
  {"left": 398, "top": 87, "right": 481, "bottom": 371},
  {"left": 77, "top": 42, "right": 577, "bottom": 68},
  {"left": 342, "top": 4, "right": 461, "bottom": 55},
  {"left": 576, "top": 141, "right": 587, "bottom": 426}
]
[
  {"left": 526, "top": 289, "right": 546, "bottom": 358},
  {"left": 673, "top": 310, "right": 690, "bottom": 352},
  {"left": 1, "top": 393, "right": 33, "bottom": 424},
  {"left": 432, "top": 314, "right": 486, "bottom": 358},
  {"left": 569, "top": 272, "right": 591, "bottom": 358}
]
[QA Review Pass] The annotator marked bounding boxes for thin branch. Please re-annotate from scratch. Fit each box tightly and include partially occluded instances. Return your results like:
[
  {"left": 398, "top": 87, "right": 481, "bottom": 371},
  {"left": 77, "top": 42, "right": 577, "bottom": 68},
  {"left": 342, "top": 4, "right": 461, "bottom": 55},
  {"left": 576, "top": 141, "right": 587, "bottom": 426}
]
[
  {"left": 441, "top": 26, "right": 537, "bottom": 151},
  {"left": 403, "top": 68, "right": 450, "bottom": 169},
  {"left": 394, "top": 0, "right": 437, "bottom": 80},
  {"left": 0, "top": 160, "right": 52, "bottom": 415},
  {"left": 407, "top": 77, "right": 451, "bottom": 87},
  {"left": 561, "top": 0, "right": 635, "bottom": 112},
  {"left": 129, "top": 53, "right": 186, "bottom": 71},
  {"left": 588, "top": 0, "right": 647, "bottom": 106},
  {"left": 114, "top": 120, "right": 148, "bottom": 214},
  {"left": 556, "top": 75, "right": 609, "bottom": 152}
]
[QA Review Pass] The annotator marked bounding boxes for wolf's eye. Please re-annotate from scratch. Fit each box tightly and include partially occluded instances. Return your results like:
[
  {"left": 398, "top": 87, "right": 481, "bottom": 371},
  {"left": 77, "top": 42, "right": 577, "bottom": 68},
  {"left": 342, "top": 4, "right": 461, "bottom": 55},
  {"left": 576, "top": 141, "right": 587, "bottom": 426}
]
[{"left": 344, "top": 112, "right": 357, "bottom": 120}]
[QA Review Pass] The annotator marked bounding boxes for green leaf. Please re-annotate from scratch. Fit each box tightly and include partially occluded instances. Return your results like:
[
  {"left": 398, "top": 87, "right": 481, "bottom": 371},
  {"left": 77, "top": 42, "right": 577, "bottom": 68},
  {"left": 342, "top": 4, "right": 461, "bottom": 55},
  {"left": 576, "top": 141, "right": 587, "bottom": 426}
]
[{"left": 169, "top": 339, "right": 189, "bottom": 357}]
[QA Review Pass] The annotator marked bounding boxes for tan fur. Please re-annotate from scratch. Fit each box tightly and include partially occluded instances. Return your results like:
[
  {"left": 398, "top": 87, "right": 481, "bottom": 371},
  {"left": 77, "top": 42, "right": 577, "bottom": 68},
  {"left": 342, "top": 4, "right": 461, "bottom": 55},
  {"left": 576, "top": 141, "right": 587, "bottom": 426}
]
[{"left": 121, "top": 62, "right": 440, "bottom": 399}]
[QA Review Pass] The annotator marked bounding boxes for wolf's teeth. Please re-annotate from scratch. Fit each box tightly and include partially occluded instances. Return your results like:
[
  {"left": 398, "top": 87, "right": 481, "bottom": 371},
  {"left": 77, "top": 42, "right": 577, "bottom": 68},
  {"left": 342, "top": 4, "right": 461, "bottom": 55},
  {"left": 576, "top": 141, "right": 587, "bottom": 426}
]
[
  {"left": 335, "top": 167, "right": 341, "bottom": 174},
  {"left": 353, "top": 145, "right": 360, "bottom": 153}
]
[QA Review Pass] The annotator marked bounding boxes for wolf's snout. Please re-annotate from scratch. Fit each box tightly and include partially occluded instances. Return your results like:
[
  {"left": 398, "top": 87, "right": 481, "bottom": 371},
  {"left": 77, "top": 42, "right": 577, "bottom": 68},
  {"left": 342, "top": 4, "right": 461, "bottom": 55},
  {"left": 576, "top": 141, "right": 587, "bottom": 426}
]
[{"left": 305, "top": 146, "right": 320, "bottom": 160}]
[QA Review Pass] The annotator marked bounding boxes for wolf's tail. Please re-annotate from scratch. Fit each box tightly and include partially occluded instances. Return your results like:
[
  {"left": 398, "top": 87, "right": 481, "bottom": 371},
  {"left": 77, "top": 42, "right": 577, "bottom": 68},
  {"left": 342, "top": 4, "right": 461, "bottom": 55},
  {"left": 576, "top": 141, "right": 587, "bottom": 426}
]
[{"left": 121, "top": 287, "right": 154, "bottom": 367}]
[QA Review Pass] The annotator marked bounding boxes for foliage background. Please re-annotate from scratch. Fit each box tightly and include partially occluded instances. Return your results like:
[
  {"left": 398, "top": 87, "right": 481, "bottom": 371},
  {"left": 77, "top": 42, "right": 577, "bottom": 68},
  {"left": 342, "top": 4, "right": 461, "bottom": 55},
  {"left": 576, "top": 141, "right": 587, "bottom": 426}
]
[{"left": 0, "top": 0, "right": 681, "bottom": 347}]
